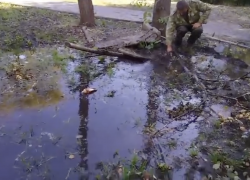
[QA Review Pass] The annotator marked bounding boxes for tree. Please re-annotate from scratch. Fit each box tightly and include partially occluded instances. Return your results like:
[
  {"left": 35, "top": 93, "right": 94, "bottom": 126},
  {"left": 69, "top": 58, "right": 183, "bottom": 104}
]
[
  {"left": 152, "top": 0, "right": 171, "bottom": 36},
  {"left": 78, "top": 0, "right": 95, "bottom": 27}
]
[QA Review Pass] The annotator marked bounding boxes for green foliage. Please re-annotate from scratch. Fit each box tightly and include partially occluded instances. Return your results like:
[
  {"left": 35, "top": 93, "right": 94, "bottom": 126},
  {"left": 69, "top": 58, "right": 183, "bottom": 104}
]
[
  {"left": 143, "top": 11, "right": 152, "bottom": 23},
  {"left": 158, "top": 17, "right": 169, "bottom": 25},
  {"left": 201, "top": 0, "right": 250, "bottom": 5},
  {"left": 52, "top": 50, "right": 68, "bottom": 72},
  {"left": 131, "top": 0, "right": 152, "bottom": 8}
]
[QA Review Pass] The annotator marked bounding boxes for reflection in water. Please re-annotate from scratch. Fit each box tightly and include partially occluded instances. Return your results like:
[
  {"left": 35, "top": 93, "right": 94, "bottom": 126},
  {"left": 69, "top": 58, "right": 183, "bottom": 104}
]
[{"left": 77, "top": 72, "right": 89, "bottom": 177}]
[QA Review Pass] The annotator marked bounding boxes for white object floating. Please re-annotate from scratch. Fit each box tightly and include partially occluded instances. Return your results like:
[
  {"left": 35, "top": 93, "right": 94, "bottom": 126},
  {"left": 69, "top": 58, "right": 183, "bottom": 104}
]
[
  {"left": 19, "top": 55, "right": 26, "bottom": 60},
  {"left": 81, "top": 87, "right": 97, "bottom": 95}
]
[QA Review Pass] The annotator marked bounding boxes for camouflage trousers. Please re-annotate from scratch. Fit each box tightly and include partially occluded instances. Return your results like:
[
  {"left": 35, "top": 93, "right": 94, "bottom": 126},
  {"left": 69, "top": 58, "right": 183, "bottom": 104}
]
[{"left": 174, "top": 25, "right": 203, "bottom": 46}]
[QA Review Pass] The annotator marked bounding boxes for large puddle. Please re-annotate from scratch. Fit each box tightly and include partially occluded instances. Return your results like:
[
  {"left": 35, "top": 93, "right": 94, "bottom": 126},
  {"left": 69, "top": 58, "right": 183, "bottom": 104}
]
[{"left": 0, "top": 43, "right": 249, "bottom": 180}]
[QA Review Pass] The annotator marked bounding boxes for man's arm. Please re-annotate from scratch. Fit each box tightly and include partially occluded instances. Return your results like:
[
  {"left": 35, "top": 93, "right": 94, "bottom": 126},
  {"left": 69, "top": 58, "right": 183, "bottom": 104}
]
[
  {"left": 196, "top": 0, "right": 211, "bottom": 24},
  {"left": 166, "top": 15, "right": 176, "bottom": 46}
]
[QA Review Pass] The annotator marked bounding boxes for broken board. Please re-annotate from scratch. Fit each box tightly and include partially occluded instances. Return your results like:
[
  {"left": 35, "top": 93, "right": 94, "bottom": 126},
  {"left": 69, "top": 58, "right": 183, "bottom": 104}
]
[
  {"left": 95, "top": 31, "right": 159, "bottom": 49},
  {"left": 94, "top": 23, "right": 161, "bottom": 49}
]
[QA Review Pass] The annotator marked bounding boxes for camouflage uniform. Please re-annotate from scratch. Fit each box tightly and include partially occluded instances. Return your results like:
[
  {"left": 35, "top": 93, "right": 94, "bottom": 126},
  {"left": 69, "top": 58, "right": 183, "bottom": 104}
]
[{"left": 166, "top": 0, "right": 211, "bottom": 46}]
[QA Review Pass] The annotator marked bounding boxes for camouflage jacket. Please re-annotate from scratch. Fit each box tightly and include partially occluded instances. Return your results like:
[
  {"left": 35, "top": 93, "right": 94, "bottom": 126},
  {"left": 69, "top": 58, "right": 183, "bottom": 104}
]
[{"left": 166, "top": 0, "right": 211, "bottom": 45}]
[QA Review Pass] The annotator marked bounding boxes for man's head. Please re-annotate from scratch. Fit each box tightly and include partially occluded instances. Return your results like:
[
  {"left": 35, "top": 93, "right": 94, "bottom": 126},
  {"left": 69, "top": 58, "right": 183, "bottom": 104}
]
[{"left": 176, "top": 0, "right": 189, "bottom": 15}]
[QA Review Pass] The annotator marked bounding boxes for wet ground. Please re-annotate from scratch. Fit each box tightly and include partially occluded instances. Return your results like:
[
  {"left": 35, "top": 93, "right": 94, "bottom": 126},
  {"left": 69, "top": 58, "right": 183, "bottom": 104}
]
[
  {"left": 0, "top": 39, "right": 250, "bottom": 180},
  {"left": 1, "top": 3, "right": 250, "bottom": 179}
]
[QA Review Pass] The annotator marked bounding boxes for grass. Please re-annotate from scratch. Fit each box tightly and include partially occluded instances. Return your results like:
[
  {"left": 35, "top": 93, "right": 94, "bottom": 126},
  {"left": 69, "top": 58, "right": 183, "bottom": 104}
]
[
  {"left": 0, "top": 3, "right": 81, "bottom": 51},
  {"left": 0, "top": 2, "right": 140, "bottom": 52},
  {"left": 189, "top": 148, "right": 199, "bottom": 158}
]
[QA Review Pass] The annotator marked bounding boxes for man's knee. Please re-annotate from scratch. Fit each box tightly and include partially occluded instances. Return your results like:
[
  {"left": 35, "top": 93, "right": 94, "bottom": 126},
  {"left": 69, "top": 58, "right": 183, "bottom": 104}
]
[
  {"left": 176, "top": 26, "right": 189, "bottom": 36},
  {"left": 192, "top": 27, "right": 203, "bottom": 36}
]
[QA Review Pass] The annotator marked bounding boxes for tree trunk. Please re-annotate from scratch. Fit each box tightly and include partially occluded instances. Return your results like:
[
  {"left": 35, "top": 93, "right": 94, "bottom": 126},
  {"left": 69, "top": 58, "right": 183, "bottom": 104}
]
[
  {"left": 78, "top": 0, "right": 95, "bottom": 27},
  {"left": 152, "top": 0, "right": 171, "bottom": 36}
]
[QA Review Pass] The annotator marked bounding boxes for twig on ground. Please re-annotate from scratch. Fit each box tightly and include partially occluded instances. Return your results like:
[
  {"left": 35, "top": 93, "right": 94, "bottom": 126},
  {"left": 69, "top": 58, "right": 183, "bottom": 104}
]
[
  {"left": 205, "top": 35, "right": 250, "bottom": 49},
  {"left": 152, "top": 100, "right": 205, "bottom": 137},
  {"left": 65, "top": 168, "right": 72, "bottom": 180},
  {"left": 38, "top": 157, "right": 55, "bottom": 167},
  {"left": 176, "top": 113, "right": 206, "bottom": 132}
]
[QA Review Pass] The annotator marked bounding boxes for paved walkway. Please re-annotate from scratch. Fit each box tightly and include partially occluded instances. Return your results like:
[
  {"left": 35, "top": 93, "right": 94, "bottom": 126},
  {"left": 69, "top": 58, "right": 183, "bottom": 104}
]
[
  {"left": 0, "top": 0, "right": 147, "bottom": 22},
  {"left": 1, "top": 0, "right": 250, "bottom": 44}
]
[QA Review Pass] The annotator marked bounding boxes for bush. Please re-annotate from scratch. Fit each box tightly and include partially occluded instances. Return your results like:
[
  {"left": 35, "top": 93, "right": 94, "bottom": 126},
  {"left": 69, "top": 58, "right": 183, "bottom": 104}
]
[{"left": 201, "top": 0, "right": 250, "bottom": 6}]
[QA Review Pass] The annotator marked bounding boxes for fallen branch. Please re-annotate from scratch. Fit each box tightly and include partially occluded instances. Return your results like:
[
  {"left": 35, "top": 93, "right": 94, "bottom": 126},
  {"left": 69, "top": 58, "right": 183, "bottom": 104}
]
[
  {"left": 65, "top": 42, "right": 123, "bottom": 56},
  {"left": 66, "top": 42, "right": 150, "bottom": 60},
  {"left": 118, "top": 48, "right": 152, "bottom": 60},
  {"left": 205, "top": 35, "right": 250, "bottom": 49}
]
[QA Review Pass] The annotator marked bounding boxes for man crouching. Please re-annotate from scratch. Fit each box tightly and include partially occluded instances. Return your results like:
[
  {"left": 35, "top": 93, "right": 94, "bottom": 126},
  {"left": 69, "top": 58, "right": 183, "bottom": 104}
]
[{"left": 166, "top": 0, "right": 211, "bottom": 54}]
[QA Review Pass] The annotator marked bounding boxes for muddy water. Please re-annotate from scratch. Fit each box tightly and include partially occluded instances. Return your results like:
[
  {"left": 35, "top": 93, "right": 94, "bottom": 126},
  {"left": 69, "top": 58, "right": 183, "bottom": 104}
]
[
  {"left": 0, "top": 50, "right": 201, "bottom": 179},
  {"left": 0, "top": 44, "right": 249, "bottom": 180},
  {"left": 0, "top": 61, "right": 151, "bottom": 179}
]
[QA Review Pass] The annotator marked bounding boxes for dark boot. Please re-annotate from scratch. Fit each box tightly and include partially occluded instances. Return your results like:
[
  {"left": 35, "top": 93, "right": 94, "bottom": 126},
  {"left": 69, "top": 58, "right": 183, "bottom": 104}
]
[{"left": 175, "top": 26, "right": 189, "bottom": 46}]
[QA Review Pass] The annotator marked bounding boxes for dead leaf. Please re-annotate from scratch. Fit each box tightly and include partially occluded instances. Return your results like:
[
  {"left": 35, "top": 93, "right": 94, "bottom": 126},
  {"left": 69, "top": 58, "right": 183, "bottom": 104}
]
[
  {"left": 69, "top": 154, "right": 75, "bottom": 159},
  {"left": 240, "top": 126, "right": 247, "bottom": 132},
  {"left": 16, "top": 74, "right": 22, "bottom": 80},
  {"left": 81, "top": 87, "right": 97, "bottom": 95}
]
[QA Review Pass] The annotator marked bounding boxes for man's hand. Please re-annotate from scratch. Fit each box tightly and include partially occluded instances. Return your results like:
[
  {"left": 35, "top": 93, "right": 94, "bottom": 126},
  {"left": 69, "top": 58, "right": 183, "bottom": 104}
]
[
  {"left": 167, "top": 45, "right": 173, "bottom": 56},
  {"left": 192, "top": 23, "right": 201, "bottom": 29}
]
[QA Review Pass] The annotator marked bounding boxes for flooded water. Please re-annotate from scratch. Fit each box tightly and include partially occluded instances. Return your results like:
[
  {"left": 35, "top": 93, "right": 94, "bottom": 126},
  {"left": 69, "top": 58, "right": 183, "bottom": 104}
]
[
  {"left": 0, "top": 60, "right": 152, "bottom": 179},
  {"left": 0, "top": 43, "right": 249, "bottom": 180}
]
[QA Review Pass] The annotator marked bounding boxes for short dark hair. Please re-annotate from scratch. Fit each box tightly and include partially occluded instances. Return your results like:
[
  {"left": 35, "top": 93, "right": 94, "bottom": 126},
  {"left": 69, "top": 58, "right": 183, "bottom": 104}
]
[{"left": 176, "top": 0, "right": 188, "bottom": 10}]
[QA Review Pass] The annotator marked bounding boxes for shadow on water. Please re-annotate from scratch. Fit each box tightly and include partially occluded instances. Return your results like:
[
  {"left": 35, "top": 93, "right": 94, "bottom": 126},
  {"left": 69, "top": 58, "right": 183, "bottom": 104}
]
[{"left": 0, "top": 42, "right": 249, "bottom": 180}]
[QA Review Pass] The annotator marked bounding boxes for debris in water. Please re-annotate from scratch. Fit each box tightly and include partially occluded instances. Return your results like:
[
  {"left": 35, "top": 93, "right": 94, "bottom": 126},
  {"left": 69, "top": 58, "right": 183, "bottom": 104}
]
[
  {"left": 69, "top": 154, "right": 75, "bottom": 159},
  {"left": 41, "top": 132, "right": 55, "bottom": 140},
  {"left": 15, "top": 151, "right": 25, "bottom": 161},
  {"left": 81, "top": 87, "right": 97, "bottom": 95},
  {"left": 105, "top": 90, "right": 116, "bottom": 97},
  {"left": 76, "top": 135, "right": 83, "bottom": 139}
]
